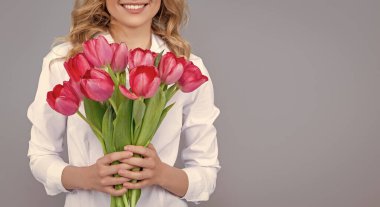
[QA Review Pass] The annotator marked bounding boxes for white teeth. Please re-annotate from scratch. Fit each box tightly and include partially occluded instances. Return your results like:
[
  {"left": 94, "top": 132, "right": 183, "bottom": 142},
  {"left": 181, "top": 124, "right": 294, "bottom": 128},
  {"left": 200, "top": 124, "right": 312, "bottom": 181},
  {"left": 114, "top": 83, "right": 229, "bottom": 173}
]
[{"left": 123, "top": 4, "right": 145, "bottom": 10}]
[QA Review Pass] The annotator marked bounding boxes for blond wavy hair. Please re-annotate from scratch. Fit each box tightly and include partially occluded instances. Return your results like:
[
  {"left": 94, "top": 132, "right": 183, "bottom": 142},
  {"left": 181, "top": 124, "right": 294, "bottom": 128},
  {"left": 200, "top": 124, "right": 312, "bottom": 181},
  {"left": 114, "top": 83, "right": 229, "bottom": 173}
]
[{"left": 56, "top": 0, "right": 191, "bottom": 61}]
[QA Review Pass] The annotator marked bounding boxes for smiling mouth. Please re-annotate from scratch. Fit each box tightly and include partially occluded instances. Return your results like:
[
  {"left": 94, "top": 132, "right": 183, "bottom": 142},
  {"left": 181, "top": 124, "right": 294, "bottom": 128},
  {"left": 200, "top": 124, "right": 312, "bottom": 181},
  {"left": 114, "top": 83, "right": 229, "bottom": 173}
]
[{"left": 120, "top": 3, "right": 149, "bottom": 10}]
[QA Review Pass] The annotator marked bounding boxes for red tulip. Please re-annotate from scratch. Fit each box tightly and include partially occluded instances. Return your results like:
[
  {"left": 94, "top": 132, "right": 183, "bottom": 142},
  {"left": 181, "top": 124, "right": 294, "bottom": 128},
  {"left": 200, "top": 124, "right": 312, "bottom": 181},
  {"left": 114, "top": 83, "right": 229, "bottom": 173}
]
[
  {"left": 177, "top": 61, "right": 209, "bottom": 93},
  {"left": 80, "top": 68, "right": 115, "bottom": 101},
  {"left": 110, "top": 43, "right": 129, "bottom": 72},
  {"left": 83, "top": 35, "right": 113, "bottom": 68},
  {"left": 46, "top": 81, "right": 80, "bottom": 116},
  {"left": 128, "top": 48, "right": 156, "bottom": 69},
  {"left": 64, "top": 53, "right": 93, "bottom": 82},
  {"left": 119, "top": 66, "right": 160, "bottom": 100},
  {"left": 158, "top": 52, "right": 186, "bottom": 85}
]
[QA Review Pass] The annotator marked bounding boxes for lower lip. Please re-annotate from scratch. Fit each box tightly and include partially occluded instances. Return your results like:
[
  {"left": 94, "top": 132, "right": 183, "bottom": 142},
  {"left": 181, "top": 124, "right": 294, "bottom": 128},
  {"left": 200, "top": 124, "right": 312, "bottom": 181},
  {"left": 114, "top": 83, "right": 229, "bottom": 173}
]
[{"left": 122, "top": 4, "right": 148, "bottom": 14}]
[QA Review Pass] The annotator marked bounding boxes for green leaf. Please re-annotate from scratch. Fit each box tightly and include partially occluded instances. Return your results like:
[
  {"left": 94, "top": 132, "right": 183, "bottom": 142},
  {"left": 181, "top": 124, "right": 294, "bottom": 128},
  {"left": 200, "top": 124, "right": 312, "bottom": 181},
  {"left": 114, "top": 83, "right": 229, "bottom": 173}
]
[
  {"left": 132, "top": 98, "right": 146, "bottom": 142},
  {"left": 130, "top": 189, "right": 141, "bottom": 207},
  {"left": 165, "top": 84, "right": 179, "bottom": 102},
  {"left": 135, "top": 88, "right": 166, "bottom": 146},
  {"left": 145, "top": 102, "right": 175, "bottom": 146},
  {"left": 154, "top": 50, "right": 165, "bottom": 68},
  {"left": 83, "top": 97, "right": 106, "bottom": 132},
  {"left": 102, "top": 106, "right": 116, "bottom": 153},
  {"left": 111, "top": 82, "right": 125, "bottom": 113},
  {"left": 113, "top": 99, "right": 133, "bottom": 151}
]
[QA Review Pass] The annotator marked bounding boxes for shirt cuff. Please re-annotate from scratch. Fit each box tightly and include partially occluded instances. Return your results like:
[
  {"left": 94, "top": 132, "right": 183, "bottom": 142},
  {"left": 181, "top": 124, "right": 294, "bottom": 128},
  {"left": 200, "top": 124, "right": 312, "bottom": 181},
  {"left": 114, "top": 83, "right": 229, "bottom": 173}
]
[
  {"left": 45, "top": 160, "right": 70, "bottom": 196},
  {"left": 180, "top": 167, "right": 210, "bottom": 204}
]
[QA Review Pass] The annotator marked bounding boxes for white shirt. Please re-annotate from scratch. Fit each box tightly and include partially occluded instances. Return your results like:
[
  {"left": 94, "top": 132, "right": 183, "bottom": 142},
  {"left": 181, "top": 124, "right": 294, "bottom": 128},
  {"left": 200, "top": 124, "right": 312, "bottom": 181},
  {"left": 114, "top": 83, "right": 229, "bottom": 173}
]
[{"left": 27, "top": 32, "right": 221, "bottom": 207}]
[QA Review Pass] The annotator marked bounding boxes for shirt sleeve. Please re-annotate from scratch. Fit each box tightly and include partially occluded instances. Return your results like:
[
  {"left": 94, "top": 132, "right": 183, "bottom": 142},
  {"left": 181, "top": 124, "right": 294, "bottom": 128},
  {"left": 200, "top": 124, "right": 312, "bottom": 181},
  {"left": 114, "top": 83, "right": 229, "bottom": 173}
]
[
  {"left": 26, "top": 51, "right": 71, "bottom": 196},
  {"left": 179, "top": 58, "right": 221, "bottom": 204}
]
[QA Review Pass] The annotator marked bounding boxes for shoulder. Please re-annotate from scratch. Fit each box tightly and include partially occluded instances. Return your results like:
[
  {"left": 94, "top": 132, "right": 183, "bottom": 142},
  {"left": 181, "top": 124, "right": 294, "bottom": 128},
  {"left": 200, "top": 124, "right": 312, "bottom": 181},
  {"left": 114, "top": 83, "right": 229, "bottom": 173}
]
[
  {"left": 41, "top": 42, "right": 72, "bottom": 81},
  {"left": 43, "top": 41, "right": 73, "bottom": 62}
]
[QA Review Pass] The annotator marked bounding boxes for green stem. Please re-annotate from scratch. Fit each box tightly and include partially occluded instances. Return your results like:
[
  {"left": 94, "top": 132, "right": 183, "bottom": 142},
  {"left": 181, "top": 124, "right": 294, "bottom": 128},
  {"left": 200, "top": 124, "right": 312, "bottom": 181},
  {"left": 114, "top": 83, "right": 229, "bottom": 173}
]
[
  {"left": 115, "top": 196, "right": 123, "bottom": 207},
  {"left": 122, "top": 193, "right": 129, "bottom": 207},
  {"left": 106, "top": 65, "right": 118, "bottom": 85},
  {"left": 130, "top": 154, "right": 142, "bottom": 207},
  {"left": 76, "top": 111, "right": 107, "bottom": 153},
  {"left": 112, "top": 161, "right": 129, "bottom": 207},
  {"left": 111, "top": 196, "right": 116, "bottom": 207}
]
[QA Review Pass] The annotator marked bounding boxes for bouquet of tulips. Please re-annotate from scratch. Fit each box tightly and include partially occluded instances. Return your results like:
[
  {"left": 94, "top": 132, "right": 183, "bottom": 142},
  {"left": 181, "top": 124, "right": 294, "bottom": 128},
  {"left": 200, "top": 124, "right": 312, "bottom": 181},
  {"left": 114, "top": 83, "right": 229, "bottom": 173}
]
[{"left": 45, "top": 35, "right": 208, "bottom": 207}]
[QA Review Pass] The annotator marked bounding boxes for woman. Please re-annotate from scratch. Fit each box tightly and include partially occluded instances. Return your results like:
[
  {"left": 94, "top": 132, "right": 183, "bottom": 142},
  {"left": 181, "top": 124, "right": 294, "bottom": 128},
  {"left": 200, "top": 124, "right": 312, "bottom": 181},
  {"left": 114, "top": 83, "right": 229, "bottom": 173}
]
[{"left": 27, "top": 0, "right": 221, "bottom": 206}]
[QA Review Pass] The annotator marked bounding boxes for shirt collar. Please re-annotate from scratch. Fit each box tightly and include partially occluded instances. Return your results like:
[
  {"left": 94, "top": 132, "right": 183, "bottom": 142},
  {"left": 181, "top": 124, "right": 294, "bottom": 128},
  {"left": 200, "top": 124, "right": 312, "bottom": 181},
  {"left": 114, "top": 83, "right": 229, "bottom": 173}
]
[{"left": 99, "top": 31, "right": 166, "bottom": 53}]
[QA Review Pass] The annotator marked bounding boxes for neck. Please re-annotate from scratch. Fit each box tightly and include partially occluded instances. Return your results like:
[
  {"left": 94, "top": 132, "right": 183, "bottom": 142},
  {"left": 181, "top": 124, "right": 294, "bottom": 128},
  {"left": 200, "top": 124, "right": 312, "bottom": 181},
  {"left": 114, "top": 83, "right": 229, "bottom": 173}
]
[{"left": 108, "top": 19, "right": 152, "bottom": 50}]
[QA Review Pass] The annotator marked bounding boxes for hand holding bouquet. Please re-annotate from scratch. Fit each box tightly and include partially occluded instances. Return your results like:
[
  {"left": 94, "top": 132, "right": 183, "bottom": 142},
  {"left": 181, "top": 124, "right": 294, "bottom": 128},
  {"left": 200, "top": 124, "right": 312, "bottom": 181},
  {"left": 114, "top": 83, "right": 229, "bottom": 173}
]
[{"left": 46, "top": 35, "right": 208, "bottom": 207}]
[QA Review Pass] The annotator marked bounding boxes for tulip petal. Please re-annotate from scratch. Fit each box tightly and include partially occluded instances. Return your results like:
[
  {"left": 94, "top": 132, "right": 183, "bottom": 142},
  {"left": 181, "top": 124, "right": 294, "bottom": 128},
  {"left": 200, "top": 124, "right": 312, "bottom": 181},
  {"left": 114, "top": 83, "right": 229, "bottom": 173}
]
[
  {"left": 180, "top": 76, "right": 208, "bottom": 93},
  {"left": 95, "top": 36, "right": 113, "bottom": 66},
  {"left": 46, "top": 91, "right": 56, "bottom": 109},
  {"left": 81, "top": 79, "right": 114, "bottom": 101},
  {"left": 89, "top": 68, "right": 109, "bottom": 79},
  {"left": 46, "top": 82, "right": 80, "bottom": 116},
  {"left": 62, "top": 81, "right": 81, "bottom": 103},
  {"left": 165, "top": 64, "right": 184, "bottom": 84},
  {"left": 111, "top": 43, "right": 128, "bottom": 72},
  {"left": 55, "top": 97, "right": 80, "bottom": 116},
  {"left": 64, "top": 53, "right": 92, "bottom": 82},
  {"left": 68, "top": 79, "right": 84, "bottom": 100},
  {"left": 129, "top": 48, "right": 156, "bottom": 69},
  {"left": 52, "top": 84, "right": 63, "bottom": 97},
  {"left": 133, "top": 73, "right": 149, "bottom": 97},
  {"left": 178, "top": 61, "right": 209, "bottom": 93},
  {"left": 83, "top": 40, "right": 102, "bottom": 67},
  {"left": 119, "top": 85, "right": 139, "bottom": 100},
  {"left": 80, "top": 69, "right": 114, "bottom": 101},
  {"left": 142, "top": 53, "right": 154, "bottom": 66},
  {"left": 144, "top": 77, "right": 161, "bottom": 98}
]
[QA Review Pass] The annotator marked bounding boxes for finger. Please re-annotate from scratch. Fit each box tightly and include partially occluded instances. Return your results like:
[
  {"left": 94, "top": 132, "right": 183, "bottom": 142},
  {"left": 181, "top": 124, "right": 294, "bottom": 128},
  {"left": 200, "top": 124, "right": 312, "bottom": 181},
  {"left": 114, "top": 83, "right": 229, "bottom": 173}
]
[
  {"left": 99, "top": 163, "right": 134, "bottom": 177},
  {"left": 98, "top": 151, "right": 133, "bottom": 165},
  {"left": 100, "top": 176, "right": 130, "bottom": 186},
  {"left": 123, "top": 179, "right": 150, "bottom": 189},
  {"left": 120, "top": 157, "right": 155, "bottom": 168},
  {"left": 147, "top": 143, "right": 156, "bottom": 152},
  {"left": 117, "top": 161, "right": 137, "bottom": 170},
  {"left": 124, "top": 145, "right": 152, "bottom": 158},
  {"left": 118, "top": 169, "right": 153, "bottom": 180},
  {"left": 104, "top": 186, "right": 127, "bottom": 196}
]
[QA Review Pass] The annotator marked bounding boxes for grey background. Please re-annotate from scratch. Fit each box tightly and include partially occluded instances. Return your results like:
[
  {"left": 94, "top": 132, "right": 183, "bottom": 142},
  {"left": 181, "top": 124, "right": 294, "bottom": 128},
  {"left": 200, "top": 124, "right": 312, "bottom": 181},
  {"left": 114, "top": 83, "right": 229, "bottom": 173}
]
[{"left": 1, "top": 0, "right": 379, "bottom": 206}]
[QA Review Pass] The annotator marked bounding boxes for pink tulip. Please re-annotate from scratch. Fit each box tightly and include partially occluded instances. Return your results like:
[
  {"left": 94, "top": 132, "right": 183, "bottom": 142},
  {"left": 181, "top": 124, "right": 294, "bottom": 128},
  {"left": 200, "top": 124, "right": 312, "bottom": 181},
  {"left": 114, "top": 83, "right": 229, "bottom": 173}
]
[
  {"left": 46, "top": 81, "right": 80, "bottom": 116},
  {"left": 68, "top": 78, "right": 84, "bottom": 100},
  {"left": 110, "top": 43, "right": 129, "bottom": 72},
  {"left": 158, "top": 52, "right": 186, "bottom": 84},
  {"left": 128, "top": 48, "right": 157, "bottom": 69},
  {"left": 177, "top": 61, "right": 209, "bottom": 93},
  {"left": 82, "top": 35, "right": 113, "bottom": 68},
  {"left": 64, "top": 53, "right": 93, "bottom": 82},
  {"left": 119, "top": 66, "right": 160, "bottom": 100},
  {"left": 80, "top": 68, "right": 115, "bottom": 101}
]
